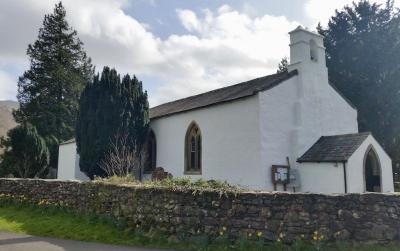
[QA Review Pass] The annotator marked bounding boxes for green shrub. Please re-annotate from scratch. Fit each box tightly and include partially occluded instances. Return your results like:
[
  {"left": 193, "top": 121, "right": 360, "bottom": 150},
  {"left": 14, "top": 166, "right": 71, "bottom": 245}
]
[
  {"left": 394, "top": 182, "right": 400, "bottom": 192},
  {"left": 95, "top": 176, "right": 245, "bottom": 194}
]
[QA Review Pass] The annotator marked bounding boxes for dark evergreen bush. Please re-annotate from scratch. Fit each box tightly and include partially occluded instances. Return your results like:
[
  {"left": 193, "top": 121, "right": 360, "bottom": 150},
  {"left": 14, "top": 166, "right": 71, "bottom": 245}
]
[{"left": 76, "top": 67, "right": 149, "bottom": 178}]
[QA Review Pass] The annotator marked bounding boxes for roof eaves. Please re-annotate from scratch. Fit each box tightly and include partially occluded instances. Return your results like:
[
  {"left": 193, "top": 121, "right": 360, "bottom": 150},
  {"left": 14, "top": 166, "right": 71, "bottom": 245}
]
[
  {"left": 297, "top": 159, "right": 347, "bottom": 163},
  {"left": 150, "top": 93, "right": 255, "bottom": 120}
]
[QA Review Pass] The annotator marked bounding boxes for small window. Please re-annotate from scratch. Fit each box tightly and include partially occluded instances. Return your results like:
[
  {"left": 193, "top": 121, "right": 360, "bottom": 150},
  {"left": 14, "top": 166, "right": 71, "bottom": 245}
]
[
  {"left": 185, "top": 122, "right": 202, "bottom": 174},
  {"left": 144, "top": 130, "right": 157, "bottom": 173}
]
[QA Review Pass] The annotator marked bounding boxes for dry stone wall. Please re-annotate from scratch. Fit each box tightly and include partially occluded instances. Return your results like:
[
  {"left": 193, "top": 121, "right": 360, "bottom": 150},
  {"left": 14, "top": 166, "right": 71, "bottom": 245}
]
[{"left": 0, "top": 178, "right": 399, "bottom": 243}]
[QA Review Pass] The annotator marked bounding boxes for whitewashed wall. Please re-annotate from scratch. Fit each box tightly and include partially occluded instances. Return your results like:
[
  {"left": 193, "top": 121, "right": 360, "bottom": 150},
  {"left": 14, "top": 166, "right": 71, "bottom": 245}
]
[
  {"left": 258, "top": 73, "right": 358, "bottom": 191},
  {"left": 57, "top": 142, "right": 89, "bottom": 181},
  {"left": 347, "top": 135, "right": 394, "bottom": 192},
  {"left": 297, "top": 163, "right": 345, "bottom": 193},
  {"left": 151, "top": 65, "right": 363, "bottom": 192},
  {"left": 295, "top": 72, "right": 359, "bottom": 157},
  {"left": 150, "top": 96, "right": 263, "bottom": 189},
  {"left": 258, "top": 77, "right": 298, "bottom": 191},
  {"left": 288, "top": 27, "right": 358, "bottom": 160}
]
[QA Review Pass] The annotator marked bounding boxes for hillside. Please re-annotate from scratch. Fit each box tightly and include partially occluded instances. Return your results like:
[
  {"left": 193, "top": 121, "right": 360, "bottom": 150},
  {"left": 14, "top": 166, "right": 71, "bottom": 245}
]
[{"left": 0, "top": 100, "right": 18, "bottom": 151}]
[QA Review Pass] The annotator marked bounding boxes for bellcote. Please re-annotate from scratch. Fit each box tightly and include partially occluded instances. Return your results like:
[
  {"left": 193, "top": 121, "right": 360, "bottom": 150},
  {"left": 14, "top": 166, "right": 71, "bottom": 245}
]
[{"left": 288, "top": 26, "right": 327, "bottom": 72}]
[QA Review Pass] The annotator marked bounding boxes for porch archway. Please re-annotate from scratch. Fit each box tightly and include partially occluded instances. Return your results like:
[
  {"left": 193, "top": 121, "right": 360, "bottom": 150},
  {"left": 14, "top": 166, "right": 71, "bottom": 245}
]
[{"left": 364, "top": 145, "right": 382, "bottom": 192}]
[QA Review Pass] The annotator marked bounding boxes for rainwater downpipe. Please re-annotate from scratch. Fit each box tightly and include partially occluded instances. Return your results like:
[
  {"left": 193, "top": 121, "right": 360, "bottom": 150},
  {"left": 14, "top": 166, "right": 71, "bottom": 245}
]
[{"left": 342, "top": 161, "right": 348, "bottom": 193}]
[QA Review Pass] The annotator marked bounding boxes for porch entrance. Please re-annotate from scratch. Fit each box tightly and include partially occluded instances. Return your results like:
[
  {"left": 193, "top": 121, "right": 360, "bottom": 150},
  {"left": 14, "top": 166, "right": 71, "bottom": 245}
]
[{"left": 364, "top": 147, "right": 381, "bottom": 192}]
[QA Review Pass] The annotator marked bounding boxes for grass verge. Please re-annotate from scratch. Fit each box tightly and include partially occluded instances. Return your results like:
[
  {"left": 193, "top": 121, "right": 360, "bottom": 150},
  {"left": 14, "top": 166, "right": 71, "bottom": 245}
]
[
  {"left": 0, "top": 201, "right": 197, "bottom": 250},
  {"left": 0, "top": 202, "right": 400, "bottom": 251}
]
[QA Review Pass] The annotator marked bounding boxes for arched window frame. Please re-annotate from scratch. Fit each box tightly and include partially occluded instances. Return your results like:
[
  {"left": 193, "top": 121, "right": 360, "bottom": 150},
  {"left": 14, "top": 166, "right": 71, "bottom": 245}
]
[
  {"left": 184, "top": 121, "right": 202, "bottom": 174},
  {"left": 144, "top": 129, "right": 157, "bottom": 174},
  {"left": 363, "top": 145, "right": 382, "bottom": 192}
]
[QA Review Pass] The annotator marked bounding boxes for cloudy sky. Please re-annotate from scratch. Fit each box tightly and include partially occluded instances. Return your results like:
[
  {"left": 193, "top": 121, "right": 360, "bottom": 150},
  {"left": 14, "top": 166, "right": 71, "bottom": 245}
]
[{"left": 0, "top": 0, "right": 395, "bottom": 106}]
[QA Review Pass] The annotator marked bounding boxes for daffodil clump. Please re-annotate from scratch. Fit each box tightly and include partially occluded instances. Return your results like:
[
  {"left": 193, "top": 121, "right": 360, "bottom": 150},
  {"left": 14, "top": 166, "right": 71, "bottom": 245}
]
[
  {"left": 312, "top": 230, "right": 324, "bottom": 241},
  {"left": 0, "top": 192, "right": 69, "bottom": 209},
  {"left": 0, "top": 193, "right": 31, "bottom": 204},
  {"left": 277, "top": 232, "right": 285, "bottom": 242}
]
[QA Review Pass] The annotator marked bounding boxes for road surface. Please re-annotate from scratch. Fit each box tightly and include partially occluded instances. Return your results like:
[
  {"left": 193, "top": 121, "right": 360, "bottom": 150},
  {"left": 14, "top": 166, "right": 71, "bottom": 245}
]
[{"left": 0, "top": 231, "right": 175, "bottom": 251}]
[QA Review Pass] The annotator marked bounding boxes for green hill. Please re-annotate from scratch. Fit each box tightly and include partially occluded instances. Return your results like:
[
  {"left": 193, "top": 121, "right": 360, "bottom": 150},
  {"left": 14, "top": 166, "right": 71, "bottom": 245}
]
[{"left": 0, "top": 100, "right": 18, "bottom": 153}]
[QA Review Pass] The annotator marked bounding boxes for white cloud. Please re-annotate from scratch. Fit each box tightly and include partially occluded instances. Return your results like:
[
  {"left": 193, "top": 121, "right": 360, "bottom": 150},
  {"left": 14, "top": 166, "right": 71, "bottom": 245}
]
[
  {"left": 0, "top": 71, "right": 17, "bottom": 101},
  {"left": 177, "top": 9, "right": 201, "bottom": 32},
  {"left": 160, "top": 8, "right": 299, "bottom": 104},
  {"left": 0, "top": 1, "right": 298, "bottom": 106}
]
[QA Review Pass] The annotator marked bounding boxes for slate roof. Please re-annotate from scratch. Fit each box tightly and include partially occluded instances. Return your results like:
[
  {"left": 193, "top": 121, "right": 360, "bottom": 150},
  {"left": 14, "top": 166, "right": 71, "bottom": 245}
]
[
  {"left": 60, "top": 138, "right": 76, "bottom": 145},
  {"left": 297, "top": 132, "right": 371, "bottom": 163},
  {"left": 149, "top": 70, "right": 298, "bottom": 119}
]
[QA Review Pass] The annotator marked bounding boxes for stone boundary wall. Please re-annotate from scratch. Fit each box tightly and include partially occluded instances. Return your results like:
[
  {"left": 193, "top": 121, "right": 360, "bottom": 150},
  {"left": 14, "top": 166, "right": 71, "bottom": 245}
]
[{"left": 0, "top": 178, "right": 399, "bottom": 243}]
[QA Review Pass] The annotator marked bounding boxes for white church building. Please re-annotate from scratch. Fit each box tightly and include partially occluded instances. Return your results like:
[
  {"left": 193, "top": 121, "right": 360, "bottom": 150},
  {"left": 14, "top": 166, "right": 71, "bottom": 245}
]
[{"left": 58, "top": 26, "right": 394, "bottom": 193}]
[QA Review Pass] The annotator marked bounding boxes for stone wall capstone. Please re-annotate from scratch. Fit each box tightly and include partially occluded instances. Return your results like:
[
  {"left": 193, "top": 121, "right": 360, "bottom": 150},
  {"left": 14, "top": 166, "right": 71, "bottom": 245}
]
[{"left": 0, "top": 178, "right": 399, "bottom": 243}]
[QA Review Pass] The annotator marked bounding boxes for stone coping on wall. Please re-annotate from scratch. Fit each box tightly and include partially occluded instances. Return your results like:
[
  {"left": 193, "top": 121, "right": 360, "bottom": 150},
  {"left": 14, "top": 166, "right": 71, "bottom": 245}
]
[
  {"left": 3, "top": 178, "right": 396, "bottom": 196},
  {"left": 0, "top": 178, "right": 399, "bottom": 243}
]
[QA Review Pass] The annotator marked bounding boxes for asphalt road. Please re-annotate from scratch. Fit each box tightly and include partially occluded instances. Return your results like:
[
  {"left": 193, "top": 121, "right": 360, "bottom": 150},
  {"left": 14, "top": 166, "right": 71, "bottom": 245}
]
[{"left": 0, "top": 232, "right": 175, "bottom": 251}]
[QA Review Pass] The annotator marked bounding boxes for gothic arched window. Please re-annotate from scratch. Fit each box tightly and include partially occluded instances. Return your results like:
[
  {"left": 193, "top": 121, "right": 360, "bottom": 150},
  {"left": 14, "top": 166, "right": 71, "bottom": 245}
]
[{"left": 185, "top": 122, "right": 201, "bottom": 174}]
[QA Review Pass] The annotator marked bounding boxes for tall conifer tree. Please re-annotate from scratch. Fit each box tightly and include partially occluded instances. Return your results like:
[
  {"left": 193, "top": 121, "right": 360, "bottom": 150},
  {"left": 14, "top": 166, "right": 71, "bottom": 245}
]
[
  {"left": 76, "top": 67, "right": 149, "bottom": 178},
  {"left": 318, "top": 0, "right": 400, "bottom": 174},
  {"left": 13, "top": 2, "right": 93, "bottom": 170}
]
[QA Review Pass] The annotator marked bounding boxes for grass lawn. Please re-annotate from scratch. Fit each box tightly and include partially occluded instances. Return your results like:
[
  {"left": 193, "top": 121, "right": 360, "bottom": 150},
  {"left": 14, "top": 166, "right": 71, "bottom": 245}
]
[
  {"left": 0, "top": 203, "right": 189, "bottom": 250},
  {"left": 0, "top": 205, "right": 132, "bottom": 245},
  {"left": 0, "top": 203, "right": 399, "bottom": 251}
]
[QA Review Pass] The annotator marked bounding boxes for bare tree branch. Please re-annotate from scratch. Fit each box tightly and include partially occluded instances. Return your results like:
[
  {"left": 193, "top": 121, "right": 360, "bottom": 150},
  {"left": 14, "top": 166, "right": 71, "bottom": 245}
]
[{"left": 99, "top": 133, "right": 142, "bottom": 177}]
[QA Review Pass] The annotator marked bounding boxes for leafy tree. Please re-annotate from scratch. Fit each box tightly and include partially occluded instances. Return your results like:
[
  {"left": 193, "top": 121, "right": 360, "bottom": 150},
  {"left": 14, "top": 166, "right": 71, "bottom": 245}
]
[
  {"left": 0, "top": 123, "right": 49, "bottom": 178},
  {"left": 76, "top": 67, "right": 149, "bottom": 178},
  {"left": 318, "top": 0, "right": 400, "bottom": 173},
  {"left": 276, "top": 57, "right": 289, "bottom": 73},
  {"left": 13, "top": 2, "right": 93, "bottom": 170}
]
